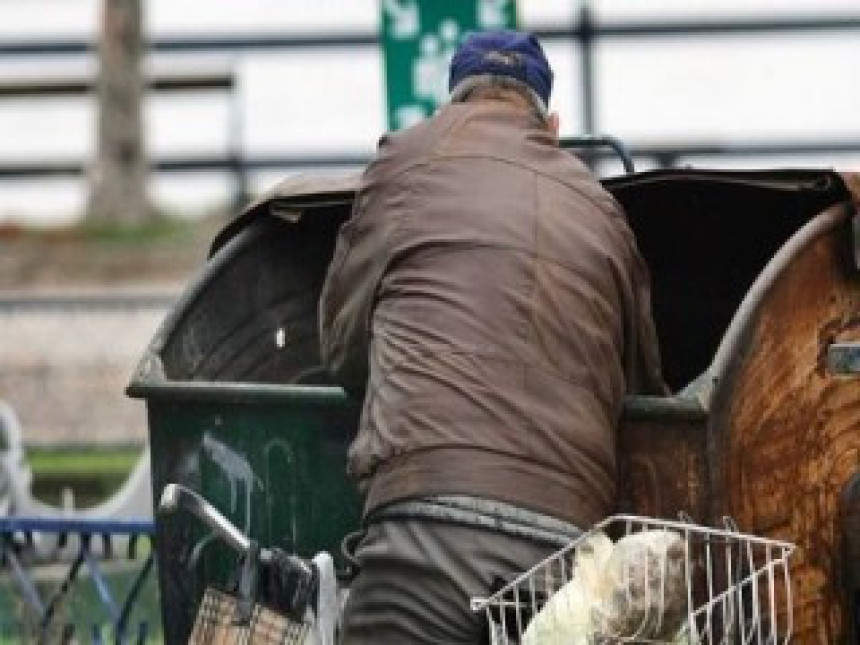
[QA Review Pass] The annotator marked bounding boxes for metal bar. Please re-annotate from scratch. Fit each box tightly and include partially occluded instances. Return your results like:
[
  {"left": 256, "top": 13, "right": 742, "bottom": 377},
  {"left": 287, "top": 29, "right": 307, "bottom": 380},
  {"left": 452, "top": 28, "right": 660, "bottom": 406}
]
[
  {"left": 704, "top": 533, "right": 715, "bottom": 643},
  {"left": 1, "top": 15, "right": 860, "bottom": 57},
  {"left": 0, "top": 39, "right": 89, "bottom": 56},
  {"left": 126, "top": 381, "right": 354, "bottom": 406},
  {"left": 156, "top": 152, "right": 372, "bottom": 171},
  {"left": 543, "top": 16, "right": 860, "bottom": 39},
  {"left": 578, "top": 5, "right": 596, "bottom": 135},
  {"left": 633, "top": 140, "right": 860, "bottom": 158},
  {"left": 41, "top": 551, "right": 85, "bottom": 631},
  {"left": 783, "top": 547, "right": 794, "bottom": 643},
  {"left": 116, "top": 552, "right": 154, "bottom": 640},
  {"left": 83, "top": 549, "right": 120, "bottom": 625},
  {"left": 0, "top": 73, "right": 233, "bottom": 97},
  {"left": 227, "top": 64, "right": 249, "bottom": 212},
  {"left": 0, "top": 518, "right": 154, "bottom": 536},
  {"left": 602, "top": 514, "right": 797, "bottom": 551},
  {"left": 683, "top": 525, "right": 695, "bottom": 641},
  {"left": 621, "top": 395, "right": 707, "bottom": 421},
  {"left": 0, "top": 33, "right": 376, "bottom": 57},
  {"left": 1, "top": 525, "right": 157, "bottom": 642},
  {"left": 158, "top": 483, "right": 275, "bottom": 565},
  {"left": 560, "top": 134, "right": 636, "bottom": 173},
  {"left": 136, "top": 622, "right": 148, "bottom": 645},
  {"left": 767, "top": 546, "right": 779, "bottom": 642},
  {"left": 175, "top": 140, "right": 860, "bottom": 165},
  {"left": 149, "top": 74, "right": 234, "bottom": 91},
  {"left": 3, "top": 543, "right": 47, "bottom": 616},
  {"left": 0, "top": 161, "right": 84, "bottom": 178},
  {"left": 3, "top": 138, "right": 860, "bottom": 180},
  {"left": 0, "top": 151, "right": 359, "bottom": 179},
  {"left": 131, "top": 380, "right": 702, "bottom": 419}
]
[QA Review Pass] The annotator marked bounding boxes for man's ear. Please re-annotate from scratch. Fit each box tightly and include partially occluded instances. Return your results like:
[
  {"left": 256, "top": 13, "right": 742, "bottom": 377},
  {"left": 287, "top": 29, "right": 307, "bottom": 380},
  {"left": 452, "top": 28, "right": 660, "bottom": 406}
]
[{"left": 548, "top": 112, "right": 560, "bottom": 140}]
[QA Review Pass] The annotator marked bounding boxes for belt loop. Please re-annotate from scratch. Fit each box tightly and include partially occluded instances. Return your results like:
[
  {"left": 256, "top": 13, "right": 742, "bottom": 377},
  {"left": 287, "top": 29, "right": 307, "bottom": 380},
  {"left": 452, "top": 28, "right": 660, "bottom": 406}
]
[{"left": 340, "top": 529, "right": 365, "bottom": 580}]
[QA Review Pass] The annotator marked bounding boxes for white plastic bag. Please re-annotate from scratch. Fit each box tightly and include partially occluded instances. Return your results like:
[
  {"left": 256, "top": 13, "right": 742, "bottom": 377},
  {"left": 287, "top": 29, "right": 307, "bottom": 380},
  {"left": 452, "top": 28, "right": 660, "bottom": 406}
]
[{"left": 592, "top": 529, "right": 687, "bottom": 639}]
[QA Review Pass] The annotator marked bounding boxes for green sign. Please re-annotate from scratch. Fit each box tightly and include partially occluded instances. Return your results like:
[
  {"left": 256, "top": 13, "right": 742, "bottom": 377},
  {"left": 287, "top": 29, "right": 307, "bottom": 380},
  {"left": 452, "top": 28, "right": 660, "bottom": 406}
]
[{"left": 380, "top": 0, "right": 518, "bottom": 130}]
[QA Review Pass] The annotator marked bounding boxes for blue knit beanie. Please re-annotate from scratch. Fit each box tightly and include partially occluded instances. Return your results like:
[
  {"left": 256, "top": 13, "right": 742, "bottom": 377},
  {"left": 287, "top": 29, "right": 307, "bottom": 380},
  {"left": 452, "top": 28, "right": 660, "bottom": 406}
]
[{"left": 448, "top": 30, "right": 553, "bottom": 107}]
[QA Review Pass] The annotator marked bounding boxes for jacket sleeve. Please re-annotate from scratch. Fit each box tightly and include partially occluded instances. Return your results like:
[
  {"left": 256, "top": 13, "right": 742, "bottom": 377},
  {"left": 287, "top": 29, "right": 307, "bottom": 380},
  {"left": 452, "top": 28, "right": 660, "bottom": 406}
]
[
  {"left": 318, "top": 186, "right": 383, "bottom": 389},
  {"left": 319, "top": 133, "right": 411, "bottom": 394}
]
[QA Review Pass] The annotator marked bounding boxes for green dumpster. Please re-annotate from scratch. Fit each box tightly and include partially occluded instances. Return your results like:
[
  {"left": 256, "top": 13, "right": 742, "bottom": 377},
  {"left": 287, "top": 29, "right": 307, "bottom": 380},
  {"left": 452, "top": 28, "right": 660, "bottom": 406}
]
[
  {"left": 128, "top": 166, "right": 853, "bottom": 642},
  {"left": 127, "top": 174, "right": 363, "bottom": 642}
]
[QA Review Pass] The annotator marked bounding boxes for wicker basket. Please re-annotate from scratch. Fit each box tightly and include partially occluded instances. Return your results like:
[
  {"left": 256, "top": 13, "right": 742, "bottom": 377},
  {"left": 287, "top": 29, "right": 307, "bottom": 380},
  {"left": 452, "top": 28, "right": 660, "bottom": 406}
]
[{"left": 188, "top": 587, "right": 311, "bottom": 645}]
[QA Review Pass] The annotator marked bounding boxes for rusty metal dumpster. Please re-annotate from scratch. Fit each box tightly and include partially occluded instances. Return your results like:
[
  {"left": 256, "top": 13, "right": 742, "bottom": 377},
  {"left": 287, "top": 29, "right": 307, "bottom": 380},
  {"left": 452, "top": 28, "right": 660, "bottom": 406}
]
[
  {"left": 130, "top": 167, "right": 858, "bottom": 642},
  {"left": 608, "top": 168, "right": 859, "bottom": 642}
]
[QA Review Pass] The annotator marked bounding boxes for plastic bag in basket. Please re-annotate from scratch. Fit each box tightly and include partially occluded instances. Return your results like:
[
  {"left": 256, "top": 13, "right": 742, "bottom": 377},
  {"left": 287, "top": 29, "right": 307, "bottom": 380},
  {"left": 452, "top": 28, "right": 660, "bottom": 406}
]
[
  {"left": 592, "top": 529, "right": 687, "bottom": 640},
  {"left": 521, "top": 533, "right": 614, "bottom": 645},
  {"left": 521, "top": 530, "right": 687, "bottom": 644}
]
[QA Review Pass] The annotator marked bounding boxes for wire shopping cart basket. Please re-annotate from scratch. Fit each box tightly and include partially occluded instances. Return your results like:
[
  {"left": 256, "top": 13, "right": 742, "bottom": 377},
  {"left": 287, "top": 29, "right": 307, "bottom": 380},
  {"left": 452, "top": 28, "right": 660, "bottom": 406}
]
[{"left": 470, "top": 514, "right": 796, "bottom": 644}]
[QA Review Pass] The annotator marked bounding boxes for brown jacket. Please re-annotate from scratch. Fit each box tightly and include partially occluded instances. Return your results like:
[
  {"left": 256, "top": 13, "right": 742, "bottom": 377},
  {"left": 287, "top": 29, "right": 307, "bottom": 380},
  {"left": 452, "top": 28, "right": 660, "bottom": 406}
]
[{"left": 319, "top": 99, "right": 664, "bottom": 529}]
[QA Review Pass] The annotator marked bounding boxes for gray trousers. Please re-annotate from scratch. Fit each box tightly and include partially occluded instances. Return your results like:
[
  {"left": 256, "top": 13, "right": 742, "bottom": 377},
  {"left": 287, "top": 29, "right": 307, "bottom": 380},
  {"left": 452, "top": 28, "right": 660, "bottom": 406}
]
[{"left": 338, "top": 518, "right": 562, "bottom": 644}]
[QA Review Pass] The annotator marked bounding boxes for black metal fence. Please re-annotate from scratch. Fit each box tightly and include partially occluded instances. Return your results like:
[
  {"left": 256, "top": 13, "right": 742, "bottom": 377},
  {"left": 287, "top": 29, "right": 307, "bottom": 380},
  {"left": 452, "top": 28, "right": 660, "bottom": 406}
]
[
  {"left": 0, "top": 7, "right": 859, "bottom": 191},
  {"left": 0, "top": 517, "right": 158, "bottom": 643},
  {"left": 0, "top": 293, "right": 169, "bottom": 640}
]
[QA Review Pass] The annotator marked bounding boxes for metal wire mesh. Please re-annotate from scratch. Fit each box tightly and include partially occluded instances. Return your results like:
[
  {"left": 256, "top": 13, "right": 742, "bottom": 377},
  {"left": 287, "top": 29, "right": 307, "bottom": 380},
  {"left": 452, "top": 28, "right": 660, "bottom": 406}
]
[{"left": 471, "top": 514, "right": 796, "bottom": 644}]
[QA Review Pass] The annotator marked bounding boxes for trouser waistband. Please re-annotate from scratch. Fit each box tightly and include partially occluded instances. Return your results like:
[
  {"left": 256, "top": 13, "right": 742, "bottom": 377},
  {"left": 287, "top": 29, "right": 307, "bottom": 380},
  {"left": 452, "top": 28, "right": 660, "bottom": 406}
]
[{"left": 365, "top": 494, "right": 582, "bottom": 549}]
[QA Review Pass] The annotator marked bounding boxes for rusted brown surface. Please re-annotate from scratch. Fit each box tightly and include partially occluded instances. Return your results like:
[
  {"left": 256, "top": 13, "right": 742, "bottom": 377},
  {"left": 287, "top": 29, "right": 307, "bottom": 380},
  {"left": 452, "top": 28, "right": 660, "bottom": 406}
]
[
  {"left": 710, "top": 213, "right": 860, "bottom": 642},
  {"left": 618, "top": 416, "right": 709, "bottom": 522}
]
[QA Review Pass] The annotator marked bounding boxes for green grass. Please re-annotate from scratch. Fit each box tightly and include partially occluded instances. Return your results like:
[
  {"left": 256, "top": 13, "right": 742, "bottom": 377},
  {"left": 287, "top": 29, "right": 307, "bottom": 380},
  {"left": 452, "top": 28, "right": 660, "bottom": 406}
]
[
  {"left": 27, "top": 447, "right": 142, "bottom": 477},
  {"left": 25, "top": 447, "right": 145, "bottom": 508},
  {"left": 0, "top": 209, "right": 227, "bottom": 254},
  {"left": 78, "top": 212, "right": 207, "bottom": 245}
]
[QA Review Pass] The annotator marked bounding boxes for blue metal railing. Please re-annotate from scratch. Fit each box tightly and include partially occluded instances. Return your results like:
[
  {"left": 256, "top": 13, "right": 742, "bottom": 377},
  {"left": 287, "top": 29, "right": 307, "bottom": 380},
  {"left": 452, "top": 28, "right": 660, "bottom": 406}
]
[{"left": 0, "top": 517, "right": 157, "bottom": 644}]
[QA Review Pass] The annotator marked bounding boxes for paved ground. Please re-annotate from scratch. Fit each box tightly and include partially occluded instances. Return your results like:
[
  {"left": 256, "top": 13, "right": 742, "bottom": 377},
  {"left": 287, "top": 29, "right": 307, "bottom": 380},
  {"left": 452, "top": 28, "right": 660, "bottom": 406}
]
[
  {"left": 0, "top": 290, "right": 175, "bottom": 445},
  {"left": 0, "top": 216, "right": 228, "bottom": 446}
]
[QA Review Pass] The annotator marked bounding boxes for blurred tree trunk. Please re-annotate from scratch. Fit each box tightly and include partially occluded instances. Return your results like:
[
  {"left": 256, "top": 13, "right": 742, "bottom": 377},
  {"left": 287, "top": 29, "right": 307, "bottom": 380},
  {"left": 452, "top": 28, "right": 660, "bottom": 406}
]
[{"left": 87, "top": 0, "right": 149, "bottom": 225}]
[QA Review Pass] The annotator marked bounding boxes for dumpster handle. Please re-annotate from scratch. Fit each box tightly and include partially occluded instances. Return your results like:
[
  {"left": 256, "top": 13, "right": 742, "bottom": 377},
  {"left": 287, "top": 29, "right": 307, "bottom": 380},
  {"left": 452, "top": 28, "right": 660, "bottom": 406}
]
[
  {"left": 559, "top": 135, "right": 635, "bottom": 174},
  {"left": 158, "top": 483, "right": 272, "bottom": 564}
]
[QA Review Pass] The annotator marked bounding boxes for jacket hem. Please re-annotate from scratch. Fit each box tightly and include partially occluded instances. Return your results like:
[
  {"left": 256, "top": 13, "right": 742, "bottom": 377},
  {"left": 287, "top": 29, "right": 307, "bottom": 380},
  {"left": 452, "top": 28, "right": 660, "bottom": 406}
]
[{"left": 362, "top": 447, "right": 611, "bottom": 531}]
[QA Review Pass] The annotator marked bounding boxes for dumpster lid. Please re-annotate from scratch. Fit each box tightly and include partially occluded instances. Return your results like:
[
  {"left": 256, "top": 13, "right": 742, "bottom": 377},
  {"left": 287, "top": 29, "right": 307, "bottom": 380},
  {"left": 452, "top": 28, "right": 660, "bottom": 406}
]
[
  {"left": 604, "top": 167, "right": 850, "bottom": 216},
  {"left": 210, "top": 171, "right": 360, "bottom": 256},
  {"left": 210, "top": 167, "right": 852, "bottom": 257}
]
